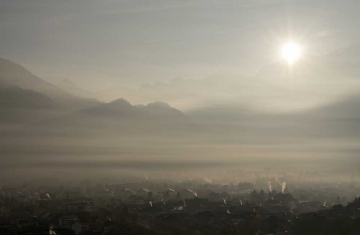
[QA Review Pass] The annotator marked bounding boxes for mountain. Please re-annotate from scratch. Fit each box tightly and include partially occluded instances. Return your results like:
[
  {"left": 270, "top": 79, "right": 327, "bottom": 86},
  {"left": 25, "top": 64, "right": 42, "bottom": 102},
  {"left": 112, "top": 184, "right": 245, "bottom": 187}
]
[
  {"left": 0, "top": 58, "right": 99, "bottom": 110},
  {"left": 34, "top": 97, "right": 191, "bottom": 141},
  {"left": 82, "top": 98, "right": 144, "bottom": 119},
  {"left": 0, "top": 83, "right": 61, "bottom": 124},
  {"left": 82, "top": 99, "right": 186, "bottom": 121},
  {"left": 57, "top": 78, "right": 96, "bottom": 99},
  {"left": 0, "top": 58, "right": 190, "bottom": 132},
  {"left": 0, "top": 83, "right": 57, "bottom": 110},
  {"left": 138, "top": 101, "right": 187, "bottom": 120}
]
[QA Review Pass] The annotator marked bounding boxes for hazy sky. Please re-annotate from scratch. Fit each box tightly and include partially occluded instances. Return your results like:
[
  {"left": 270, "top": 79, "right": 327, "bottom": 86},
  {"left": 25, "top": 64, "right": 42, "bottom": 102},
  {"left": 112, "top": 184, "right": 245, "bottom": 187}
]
[
  {"left": 2, "top": 0, "right": 360, "bottom": 181},
  {"left": 1, "top": 0, "right": 360, "bottom": 91}
]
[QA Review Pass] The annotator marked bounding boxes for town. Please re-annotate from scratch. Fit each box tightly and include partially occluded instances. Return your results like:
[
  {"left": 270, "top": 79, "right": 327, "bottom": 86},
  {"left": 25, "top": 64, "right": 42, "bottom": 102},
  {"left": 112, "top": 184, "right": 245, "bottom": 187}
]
[{"left": 0, "top": 177, "right": 359, "bottom": 235}]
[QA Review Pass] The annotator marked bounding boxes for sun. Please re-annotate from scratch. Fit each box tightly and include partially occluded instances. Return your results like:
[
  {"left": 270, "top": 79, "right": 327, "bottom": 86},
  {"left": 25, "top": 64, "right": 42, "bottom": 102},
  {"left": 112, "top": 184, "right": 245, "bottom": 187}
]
[{"left": 282, "top": 42, "right": 301, "bottom": 64}]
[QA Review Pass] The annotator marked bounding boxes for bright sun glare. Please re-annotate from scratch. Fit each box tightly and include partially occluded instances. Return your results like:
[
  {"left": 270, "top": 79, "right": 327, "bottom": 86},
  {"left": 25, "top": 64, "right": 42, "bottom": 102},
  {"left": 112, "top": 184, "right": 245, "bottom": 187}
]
[{"left": 282, "top": 42, "right": 301, "bottom": 64}]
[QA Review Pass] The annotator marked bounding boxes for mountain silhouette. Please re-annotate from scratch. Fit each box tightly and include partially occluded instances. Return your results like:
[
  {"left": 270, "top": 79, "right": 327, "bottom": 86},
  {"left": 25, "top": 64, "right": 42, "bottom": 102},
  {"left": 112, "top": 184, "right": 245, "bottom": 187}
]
[
  {"left": 82, "top": 99, "right": 186, "bottom": 121},
  {"left": 0, "top": 83, "right": 61, "bottom": 124},
  {"left": 0, "top": 83, "right": 57, "bottom": 110},
  {"left": 82, "top": 98, "right": 144, "bottom": 119},
  {"left": 35, "top": 97, "right": 191, "bottom": 140},
  {"left": 0, "top": 58, "right": 99, "bottom": 111},
  {"left": 139, "top": 102, "right": 186, "bottom": 120}
]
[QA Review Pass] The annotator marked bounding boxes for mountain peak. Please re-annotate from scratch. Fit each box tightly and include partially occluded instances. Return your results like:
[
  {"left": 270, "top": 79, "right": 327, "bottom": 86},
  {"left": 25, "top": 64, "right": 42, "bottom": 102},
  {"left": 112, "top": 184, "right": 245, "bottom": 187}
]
[
  {"left": 108, "top": 98, "right": 133, "bottom": 108},
  {"left": 146, "top": 101, "right": 172, "bottom": 108},
  {"left": 82, "top": 98, "right": 143, "bottom": 118},
  {"left": 141, "top": 101, "right": 185, "bottom": 118},
  {"left": 0, "top": 58, "right": 98, "bottom": 110}
]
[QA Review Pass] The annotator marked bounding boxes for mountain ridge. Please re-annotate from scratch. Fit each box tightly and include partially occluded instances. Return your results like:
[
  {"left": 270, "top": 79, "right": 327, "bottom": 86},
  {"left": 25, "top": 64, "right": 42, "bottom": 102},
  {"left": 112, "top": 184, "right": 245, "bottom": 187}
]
[{"left": 0, "top": 58, "right": 99, "bottom": 111}]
